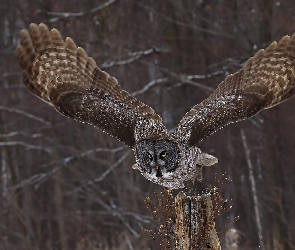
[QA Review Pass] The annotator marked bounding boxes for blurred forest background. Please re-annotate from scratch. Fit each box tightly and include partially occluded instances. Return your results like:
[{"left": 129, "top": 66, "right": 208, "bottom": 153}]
[{"left": 1, "top": 0, "right": 295, "bottom": 249}]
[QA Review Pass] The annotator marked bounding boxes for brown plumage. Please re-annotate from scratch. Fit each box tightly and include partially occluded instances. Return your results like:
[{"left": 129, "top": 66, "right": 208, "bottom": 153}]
[
  {"left": 173, "top": 34, "right": 295, "bottom": 146},
  {"left": 17, "top": 23, "right": 295, "bottom": 188},
  {"left": 17, "top": 23, "right": 167, "bottom": 148}
]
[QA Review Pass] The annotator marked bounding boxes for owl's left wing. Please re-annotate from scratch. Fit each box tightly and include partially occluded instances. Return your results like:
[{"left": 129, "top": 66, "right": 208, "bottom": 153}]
[
  {"left": 17, "top": 23, "right": 168, "bottom": 148},
  {"left": 173, "top": 33, "right": 295, "bottom": 146}
]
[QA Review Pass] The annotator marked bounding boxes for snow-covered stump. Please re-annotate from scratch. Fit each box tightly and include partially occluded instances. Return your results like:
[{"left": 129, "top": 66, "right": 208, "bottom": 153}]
[{"left": 175, "top": 191, "right": 221, "bottom": 250}]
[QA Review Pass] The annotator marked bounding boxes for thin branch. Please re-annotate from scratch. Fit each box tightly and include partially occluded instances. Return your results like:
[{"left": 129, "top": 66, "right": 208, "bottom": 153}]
[
  {"left": 138, "top": 60, "right": 227, "bottom": 93},
  {"left": 122, "top": 211, "right": 151, "bottom": 224},
  {"left": 75, "top": 187, "right": 141, "bottom": 237},
  {"left": 0, "top": 72, "right": 22, "bottom": 80},
  {"left": 0, "top": 131, "right": 42, "bottom": 138},
  {"left": 88, "top": 0, "right": 118, "bottom": 13},
  {"left": 160, "top": 67, "right": 216, "bottom": 92},
  {"left": 37, "top": 0, "right": 118, "bottom": 22},
  {"left": 10, "top": 146, "right": 126, "bottom": 190},
  {"left": 186, "top": 70, "right": 227, "bottom": 80},
  {"left": 55, "top": 145, "right": 126, "bottom": 166},
  {"left": 124, "top": 232, "right": 134, "bottom": 250},
  {"left": 0, "top": 106, "right": 50, "bottom": 125},
  {"left": 67, "top": 151, "right": 130, "bottom": 194},
  {"left": 0, "top": 141, "right": 50, "bottom": 152},
  {"left": 208, "top": 57, "right": 245, "bottom": 70},
  {"left": 173, "top": 78, "right": 214, "bottom": 92},
  {"left": 173, "top": 69, "right": 229, "bottom": 92},
  {"left": 106, "top": 199, "right": 141, "bottom": 237},
  {"left": 75, "top": 210, "right": 152, "bottom": 224},
  {"left": 131, "top": 77, "right": 168, "bottom": 96},
  {"left": 0, "top": 223, "right": 25, "bottom": 239},
  {"left": 101, "top": 47, "right": 163, "bottom": 69}
]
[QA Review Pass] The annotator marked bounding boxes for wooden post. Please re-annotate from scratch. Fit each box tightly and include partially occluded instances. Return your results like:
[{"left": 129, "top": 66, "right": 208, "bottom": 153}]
[{"left": 175, "top": 191, "right": 221, "bottom": 250}]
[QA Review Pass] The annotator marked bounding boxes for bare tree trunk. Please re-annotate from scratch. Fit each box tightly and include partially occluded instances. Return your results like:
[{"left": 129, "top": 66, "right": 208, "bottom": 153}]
[{"left": 241, "top": 129, "right": 265, "bottom": 250}]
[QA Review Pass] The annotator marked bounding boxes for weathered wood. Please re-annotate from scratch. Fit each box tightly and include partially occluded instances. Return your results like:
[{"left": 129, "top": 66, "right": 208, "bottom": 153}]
[{"left": 175, "top": 191, "right": 221, "bottom": 250}]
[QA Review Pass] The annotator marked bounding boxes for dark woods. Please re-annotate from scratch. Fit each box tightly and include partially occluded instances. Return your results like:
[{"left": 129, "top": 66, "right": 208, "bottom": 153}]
[{"left": 1, "top": 0, "right": 295, "bottom": 249}]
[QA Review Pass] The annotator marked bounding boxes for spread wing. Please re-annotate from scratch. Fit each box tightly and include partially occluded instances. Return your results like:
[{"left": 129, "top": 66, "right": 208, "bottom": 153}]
[
  {"left": 17, "top": 23, "right": 167, "bottom": 148},
  {"left": 173, "top": 33, "right": 295, "bottom": 146}
]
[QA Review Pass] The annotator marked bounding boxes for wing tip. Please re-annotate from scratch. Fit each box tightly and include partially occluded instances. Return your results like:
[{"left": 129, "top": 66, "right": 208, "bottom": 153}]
[
  {"left": 77, "top": 47, "right": 88, "bottom": 58},
  {"left": 243, "top": 49, "right": 265, "bottom": 69},
  {"left": 38, "top": 23, "right": 50, "bottom": 35},
  {"left": 39, "top": 23, "right": 48, "bottom": 29},
  {"left": 277, "top": 35, "right": 290, "bottom": 47},
  {"left": 16, "top": 45, "right": 27, "bottom": 69},
  {"left": 19, "top": 29, "right": 31, "bottom": 46},
  {"left": 65, "top": 37, "right": 77, "bottom": 50},
  {"left": 29, "top": 23, "right": 38, "bottom": 30},
  {"left": 244, "top": 33, "right": 295, "bottom": 70},
  {"left": 265, "top": 41, "right": 277, "bottom": 52},
  {"left": 50, "top": 28, "right": 64, "bottom": 44},
  {"left": 19, "top": 28, "right": 29, "bottom": 37}
]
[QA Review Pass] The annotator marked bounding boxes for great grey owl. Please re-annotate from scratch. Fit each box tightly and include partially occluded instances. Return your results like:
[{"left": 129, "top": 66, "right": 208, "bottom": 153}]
[{"left": 17, "top": 23, "right": 295, "bottom": 189}]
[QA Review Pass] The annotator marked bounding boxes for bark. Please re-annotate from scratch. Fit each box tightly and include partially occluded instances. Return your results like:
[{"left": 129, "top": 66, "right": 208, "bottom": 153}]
[{"left": 175, "top": 191, "right": 221, "bottom": 250}]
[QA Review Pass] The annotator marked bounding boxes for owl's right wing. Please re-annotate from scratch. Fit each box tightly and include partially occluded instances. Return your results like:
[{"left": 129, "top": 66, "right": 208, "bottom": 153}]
[
  {"left": 17, "top": 23, "right": 167, "bottom": 148},
  {"left": 173, "top": 33, "right": 295, "bottom": 146}
]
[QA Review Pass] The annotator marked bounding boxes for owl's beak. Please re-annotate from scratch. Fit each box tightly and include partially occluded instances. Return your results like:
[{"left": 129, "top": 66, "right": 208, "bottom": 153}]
[{"left": 155, "top": 165, "right": 162, "bottom": 177}]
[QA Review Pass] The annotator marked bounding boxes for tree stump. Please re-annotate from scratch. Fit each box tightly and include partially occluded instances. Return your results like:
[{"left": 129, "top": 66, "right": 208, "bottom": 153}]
[{"left": 175, "top": 191, "right": 221, "bottom": 250}]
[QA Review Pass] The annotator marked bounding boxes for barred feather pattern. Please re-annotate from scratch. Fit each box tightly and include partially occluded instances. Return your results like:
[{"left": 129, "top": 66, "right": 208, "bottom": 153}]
[
  {"left": 17, "top": 24, "right": 295, "bottom": 189},
  {"left": 17, "top": 23, "right": 168, "bottom": 148},
  {"left": 173, "top": 34, "right": 295, "bottom": 146}
]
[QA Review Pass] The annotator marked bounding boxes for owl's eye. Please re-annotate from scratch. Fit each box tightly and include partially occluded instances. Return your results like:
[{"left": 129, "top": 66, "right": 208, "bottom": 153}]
[
  {"left": 147, "top": 152, "right": 153, "bottom": 160},
  {"left": 160, "top": 151, "right": 167, "bottom": 159}
]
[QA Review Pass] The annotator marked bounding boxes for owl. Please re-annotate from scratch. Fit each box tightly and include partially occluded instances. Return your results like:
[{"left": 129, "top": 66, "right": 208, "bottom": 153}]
[{"left": 17, "top": 23, "right": 295, "bottom": 189}]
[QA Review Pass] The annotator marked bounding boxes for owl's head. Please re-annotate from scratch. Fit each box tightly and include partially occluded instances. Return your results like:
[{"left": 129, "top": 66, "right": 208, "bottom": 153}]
[
  {"left": 134, "top": 139, "right": 180, "bottom": 178},
  {"left": 133, "top": 139, "right": 218, "bottom": 189}
]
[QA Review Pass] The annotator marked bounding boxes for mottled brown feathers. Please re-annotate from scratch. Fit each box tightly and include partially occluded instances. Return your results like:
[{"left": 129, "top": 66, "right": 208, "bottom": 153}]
[
  {"left": 17, "top": 23, "right": 295, "bottom": 188},
  {"left": 17, "top": 23, "right": 295, "bottom": 149},
  {"left": 173, "top": 33, "right": 295, "bottom": 146},
  {"left": 17, "top": 23, "right": 166, "bottom": 148}
]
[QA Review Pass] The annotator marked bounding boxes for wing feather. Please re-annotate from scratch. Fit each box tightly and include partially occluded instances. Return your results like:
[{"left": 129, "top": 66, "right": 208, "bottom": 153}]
[
  {"left": 17, "top": 23, "right": 167, "bottom": 148},
  {"left": 173, "top": 33, "right": 295, "bottom": 146}
]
